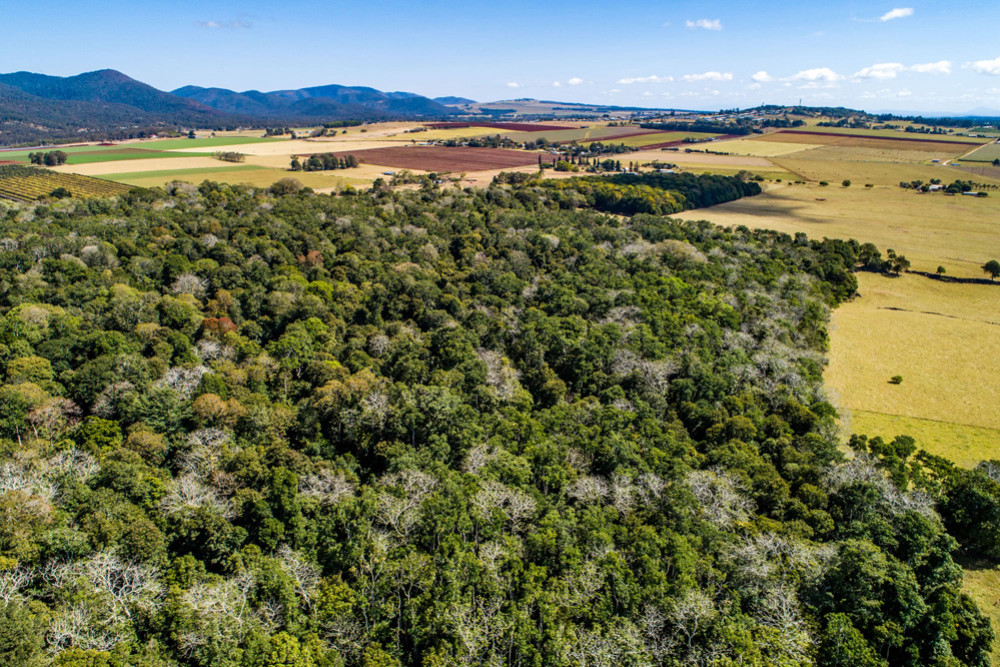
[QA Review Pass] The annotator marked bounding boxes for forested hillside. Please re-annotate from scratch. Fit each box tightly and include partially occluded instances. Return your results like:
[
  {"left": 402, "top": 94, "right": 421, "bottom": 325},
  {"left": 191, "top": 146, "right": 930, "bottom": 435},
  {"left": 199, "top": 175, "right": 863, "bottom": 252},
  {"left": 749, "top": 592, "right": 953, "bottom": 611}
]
[{"left": 0, "top": 175, "right": 993, "bottom": 666}]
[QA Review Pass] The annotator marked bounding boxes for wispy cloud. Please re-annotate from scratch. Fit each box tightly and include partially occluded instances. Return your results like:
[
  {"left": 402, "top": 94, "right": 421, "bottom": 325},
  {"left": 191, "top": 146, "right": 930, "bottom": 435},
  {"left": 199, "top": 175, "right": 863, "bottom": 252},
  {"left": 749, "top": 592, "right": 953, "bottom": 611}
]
[
  {"left": 567, "top": 77, "right": 584, "bottom": 86},
  {"left": 686, "top": 18, "right": 722, "bottom": 31},
  {"left": 194, "top": 20, "right": 252, "bottom": 29},
  {"left": 880, "top": 7, "right": 914, "bottom": 21},
  {"left": 910, "top": 60, "right": 952, "bottom": 75},
  {"left": 617, "top": 75, "right": 673, "bottom": 84},
  {"left": 682, "top": 71, "right": 733, "bottom": 82},
  {"left": 966, "top": 56, "right": 1000, "bottom": 75},
  {"left": 506, "top": 81, "right": 521, "bottom": 88}
]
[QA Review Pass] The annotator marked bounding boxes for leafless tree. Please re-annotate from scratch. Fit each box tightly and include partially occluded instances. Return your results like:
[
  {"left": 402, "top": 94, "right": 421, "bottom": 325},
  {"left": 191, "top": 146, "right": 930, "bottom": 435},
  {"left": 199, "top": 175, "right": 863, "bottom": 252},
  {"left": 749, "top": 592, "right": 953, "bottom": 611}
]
[
  {"left": 0, "top": 566, "right": 33, "bottom": 604},
  {"left": 567, "top": 475, "right": 610, "bottom": 505},
  {"left": 685, "top": 469, "right": 754, "bottom": 528},
  {"left": 299, "top": 469, "right": 355, "bottom": 505},
  {"left": 161, "top": 474, "right": 234, "bottom": 519},
  {"left": 463, "top": 444, "right": 499, "bottom": 475},
  {"left": 375, "top": 470, "right": 437, "bottom": 537},
  {"left": 276, "top": 545, "right": 320, "bottom": 608}
]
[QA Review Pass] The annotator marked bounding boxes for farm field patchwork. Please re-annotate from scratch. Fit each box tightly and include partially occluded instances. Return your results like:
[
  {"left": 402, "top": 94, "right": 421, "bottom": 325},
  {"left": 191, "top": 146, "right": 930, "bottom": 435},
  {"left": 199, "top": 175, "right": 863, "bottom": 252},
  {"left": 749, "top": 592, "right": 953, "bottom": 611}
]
[
  {"left": 98, "top": 165, "right": 364, "bottom": 190},
  {"left": 53, "top": 156, "right": 237, "bottom": 176}
]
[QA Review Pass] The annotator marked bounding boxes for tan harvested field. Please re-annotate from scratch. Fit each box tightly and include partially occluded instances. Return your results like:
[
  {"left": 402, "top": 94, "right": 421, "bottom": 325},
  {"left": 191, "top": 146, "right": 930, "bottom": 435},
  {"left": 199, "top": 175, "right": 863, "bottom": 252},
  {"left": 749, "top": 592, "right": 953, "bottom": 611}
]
[
  {"left": 54, "top": 156, "right": 227, "bottom": 176},
  {"left": 376, "top": 127, "right": 505, "bottom": 141},
  {"left": 770, "top": 158, "right": 979, "bottom": 186},
  {"left": 166, "top": 139, "right": 390, "bottom": 156},
  {"left": 709, "top": 139, "right": 823, "bottom": 157},
  {"left": 324, "top": 146, "right": 549, "bottom": 172}
]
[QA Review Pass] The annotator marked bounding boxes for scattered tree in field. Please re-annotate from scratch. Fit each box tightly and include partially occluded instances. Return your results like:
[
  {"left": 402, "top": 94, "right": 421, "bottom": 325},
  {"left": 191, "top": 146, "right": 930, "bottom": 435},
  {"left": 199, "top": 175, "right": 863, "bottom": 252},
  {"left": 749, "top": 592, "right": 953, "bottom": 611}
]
[
  {"left": 983, "top": 259, "right": 1000, "bottom": 280},
  {"left": 936, "top": 265, "right": 946, "bottom": 276},
  {"left": 889, "top": 375, "right": 903, "bottom": 384},
  {"left": 213, "top": 151, "right": 245, "bottom": 163},
  {"left": 842, "top": 179, "right": 851, "bottom": 187}
]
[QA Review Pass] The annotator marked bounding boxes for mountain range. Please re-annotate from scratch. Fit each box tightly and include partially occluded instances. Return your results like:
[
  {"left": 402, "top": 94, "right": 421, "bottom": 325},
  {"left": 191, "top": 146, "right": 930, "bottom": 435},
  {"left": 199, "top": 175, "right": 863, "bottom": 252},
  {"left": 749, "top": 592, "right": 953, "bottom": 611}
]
[{"left": 0, "top": 69, "right": 463, "bottom": 147}]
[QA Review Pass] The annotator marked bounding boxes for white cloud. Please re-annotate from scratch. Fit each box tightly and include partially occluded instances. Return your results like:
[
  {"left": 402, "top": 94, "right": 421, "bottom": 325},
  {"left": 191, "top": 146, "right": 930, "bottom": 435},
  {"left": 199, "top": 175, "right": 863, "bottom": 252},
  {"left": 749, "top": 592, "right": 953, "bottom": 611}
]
[
  {"left": 194, "top": 20, "right": 251, "bottom": 29},
  {"left": 751, "top": 71, "right": 773, "bottom": 83},
  {"left": 910, "top": 60, "right": 952, "bottom": 75},
  {"left": 682, "top": 71, "right": 733, "bottom": 82},
  {"left": 568, "top": 77, "right": 584, "bottom": 85},
  {"left": 790, "top": 67, "right": 842, "bottom": 82},
  {"left": 552, "top": 81, "right": 562, "bottom": 87},
  {"left": 880, "top": 7, "right": 914, "bottom": 21},
  {"left": 967, "top": 56, "right": 1000, "bottom": 75},
  {"left": 686, "top": 18, "right": 722, "bottom": 30},
  {"left": 506, "top": 82, "right": 521, "bottom": 88},
  {"left": 617, "top": 75, "right": 673, "bottom": 84},
  {"left": 853, "top": 63, "right": 905, "bottom": 80}
]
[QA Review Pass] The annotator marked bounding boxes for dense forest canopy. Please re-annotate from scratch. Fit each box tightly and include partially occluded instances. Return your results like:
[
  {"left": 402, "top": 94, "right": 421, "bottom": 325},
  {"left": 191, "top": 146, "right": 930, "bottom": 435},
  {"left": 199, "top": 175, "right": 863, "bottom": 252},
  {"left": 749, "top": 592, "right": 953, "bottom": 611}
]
[{"left": 0, "top": 175, "right": 995, "bottom": 666}]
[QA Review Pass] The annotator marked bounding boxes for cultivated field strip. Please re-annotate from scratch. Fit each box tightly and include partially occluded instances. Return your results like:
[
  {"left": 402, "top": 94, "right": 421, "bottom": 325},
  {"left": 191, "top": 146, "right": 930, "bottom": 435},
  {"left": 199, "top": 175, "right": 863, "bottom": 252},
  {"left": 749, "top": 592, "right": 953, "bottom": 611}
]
[{"left": 0, "top": 167, "right": 132, "bottom": 201}]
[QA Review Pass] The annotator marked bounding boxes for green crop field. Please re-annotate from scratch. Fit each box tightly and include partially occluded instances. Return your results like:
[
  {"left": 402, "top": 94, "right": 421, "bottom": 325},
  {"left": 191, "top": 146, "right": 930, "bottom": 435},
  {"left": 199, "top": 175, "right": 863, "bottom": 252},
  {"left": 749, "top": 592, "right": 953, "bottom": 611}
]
[
  {"left": 0, "top": 144, "right": 132, "bottom": 163},
  {"left": 65, "top": 149, "right": 215, "bottom": 164},
  {"left": 130, "top": 135, "right": 287, "bottom": 150},
  {"left": 960, "top": 142, "right": 1000, "bottom": 162}
]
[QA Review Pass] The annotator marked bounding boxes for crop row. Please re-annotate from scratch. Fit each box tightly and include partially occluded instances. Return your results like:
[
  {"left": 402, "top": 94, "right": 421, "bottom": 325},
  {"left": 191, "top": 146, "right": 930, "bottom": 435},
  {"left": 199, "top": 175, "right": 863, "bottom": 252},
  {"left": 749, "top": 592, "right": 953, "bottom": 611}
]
[{"left": 0, "top": 170, "right": 132, "bottom": 202}]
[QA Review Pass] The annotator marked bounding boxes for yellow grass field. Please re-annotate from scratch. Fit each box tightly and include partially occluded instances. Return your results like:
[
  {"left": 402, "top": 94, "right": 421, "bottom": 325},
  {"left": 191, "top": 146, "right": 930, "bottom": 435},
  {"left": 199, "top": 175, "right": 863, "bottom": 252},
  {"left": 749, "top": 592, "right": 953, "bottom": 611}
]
[
  {"left": 960, "top": 559, "right": 1000, "bottom": 666},
  {"left": 53, "top": 156, "right": 225, "bottom": 176},
  {"left": 778, "top": 126, "right": 988, "bottom": 144},
  {"left": 771, "top": 158, "right": 981, "bottom": 187},
  {"left": 790, "top": 144, "right": 961, "bottom": 164},
  {"left": 629, "top": 149, "right": 775, "bottom": 168},
  {"left": 103, "top": 166, "right": 365, "bottom": 190},
  {"left": 682, "top": 183, "right": 1000, "bottom": 465},
  {"left": 709, "top": 139, "right": 822, "bottom": 157}
]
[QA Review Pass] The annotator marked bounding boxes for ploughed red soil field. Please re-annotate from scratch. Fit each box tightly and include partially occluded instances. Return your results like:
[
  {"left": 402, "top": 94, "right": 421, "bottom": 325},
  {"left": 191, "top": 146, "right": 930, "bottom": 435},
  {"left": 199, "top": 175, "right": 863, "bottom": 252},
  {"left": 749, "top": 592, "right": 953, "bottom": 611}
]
[
  {"left": 425, "top": 122, "right": 574, "bottom": 132},
  {"left": 325, "top": 146, "right": 552, "bottom": 172}
]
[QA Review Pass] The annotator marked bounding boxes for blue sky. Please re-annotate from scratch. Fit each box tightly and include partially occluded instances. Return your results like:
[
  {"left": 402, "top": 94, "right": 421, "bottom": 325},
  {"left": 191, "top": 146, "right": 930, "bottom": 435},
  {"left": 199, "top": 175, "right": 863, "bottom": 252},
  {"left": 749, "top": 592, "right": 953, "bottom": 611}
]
[{"left": 4, "top": 0, "right": 1000, "bottom": 112}]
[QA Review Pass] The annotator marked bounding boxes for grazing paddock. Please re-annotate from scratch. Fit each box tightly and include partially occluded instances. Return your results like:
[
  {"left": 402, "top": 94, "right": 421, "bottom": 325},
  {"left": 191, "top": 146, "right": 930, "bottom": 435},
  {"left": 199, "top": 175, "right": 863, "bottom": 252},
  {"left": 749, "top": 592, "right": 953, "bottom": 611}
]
[
  {"left": 125, "top": 135, "right": 287, "bottom": 150},
  {"left": 629, "top": 149, "right": 774, "bottom": 168},
  {"left": 98, "top": 165, "right": 364, "bottom": 190},
  {"left": 960, "top": 142, "right": 1000, "bottom": 162},
  {"left": 769, "top": 157, "right": 980, "bottom": 186},
  {"left": 54, "top": 156, "right": 230, "bottom": 176},
  {"left": 324, "top": 146, "right": 550, "bottom": 172}
]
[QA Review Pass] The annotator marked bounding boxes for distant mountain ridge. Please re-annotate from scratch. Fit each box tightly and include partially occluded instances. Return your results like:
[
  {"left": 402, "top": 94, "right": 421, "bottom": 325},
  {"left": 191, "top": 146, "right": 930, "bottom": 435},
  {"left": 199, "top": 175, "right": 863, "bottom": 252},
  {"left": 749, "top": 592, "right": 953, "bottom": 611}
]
[
  {"left": 0, "top": 69, "right": 462, "bottom": 147},
  {"left": 171, "top": 83, "right": 458, "bottom": 119}
]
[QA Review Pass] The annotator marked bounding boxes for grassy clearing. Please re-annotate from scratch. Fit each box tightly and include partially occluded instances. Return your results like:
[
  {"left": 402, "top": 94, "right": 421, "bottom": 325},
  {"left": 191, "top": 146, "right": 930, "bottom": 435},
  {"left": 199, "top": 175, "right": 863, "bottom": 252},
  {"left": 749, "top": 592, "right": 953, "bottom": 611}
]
[
  {"left": 959, "top": 559, "right": 1000, "bottom": 666},
  {"left": 708, "top": 139, "right": 822, "bottom": 157},
  {"left": 848, "top": 410, "right": 1000, "bottom": 468},
  {"left": 825, "top": 272, "right": 1000, "bottom": 435},
  {"left": 0, "top": 144, "right": 129, "bottom": 162}
]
